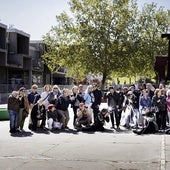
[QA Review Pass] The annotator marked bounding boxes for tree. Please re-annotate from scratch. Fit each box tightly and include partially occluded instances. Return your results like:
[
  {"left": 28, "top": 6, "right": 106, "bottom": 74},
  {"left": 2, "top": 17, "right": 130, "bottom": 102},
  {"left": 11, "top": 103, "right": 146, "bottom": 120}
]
[
  {"left": 136, "top": 3, "right": 169, "bottom": 77},
  {"left": 42, "top": 0, "right": 169, "bottom": 88}
]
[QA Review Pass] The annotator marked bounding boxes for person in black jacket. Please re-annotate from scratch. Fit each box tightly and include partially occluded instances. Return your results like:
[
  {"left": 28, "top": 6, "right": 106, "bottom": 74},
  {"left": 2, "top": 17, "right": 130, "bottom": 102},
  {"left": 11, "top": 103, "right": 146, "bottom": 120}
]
[
  {"left": 104, "top": 86, "right": 120, "bottom": 129},
  {"left": 48, "top": 85, "right": 61, "bottom": 108},
  {"left": 133, "top": 111, "right": 158, "bottom": 135},
  {"left": 56, "top": 88, "right": 73, "bottom": 129},
  {"left": 47, "top": 104, "right": 62, "bottom": 130},
  {"left": 30, "top": 98, "right": 46, "bottom": 131},
  {"left": 27, "top": 84, "right": 41, "bottom": 110},
  {"left": 92, "top": 84, "right": 102, "bottom": 122},
  {"left": 81, "top": 108, "right": 110, "bottom": 132},
  {"left": 152, "top": 89, "right": 167, "bottom": 130}
]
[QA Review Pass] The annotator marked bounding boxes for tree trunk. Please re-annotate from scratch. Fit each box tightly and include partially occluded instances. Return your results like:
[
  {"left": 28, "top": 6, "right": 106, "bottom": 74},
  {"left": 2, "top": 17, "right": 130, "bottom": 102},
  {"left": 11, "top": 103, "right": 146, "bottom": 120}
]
[{"left": 101, "top": 73, "right": 107, "bottom": 90}]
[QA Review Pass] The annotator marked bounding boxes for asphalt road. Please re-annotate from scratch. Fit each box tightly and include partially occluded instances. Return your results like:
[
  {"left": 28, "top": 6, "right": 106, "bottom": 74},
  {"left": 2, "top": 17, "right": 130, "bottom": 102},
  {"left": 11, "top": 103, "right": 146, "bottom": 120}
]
[{"left": 0, "top": 103, "right": 170, "bottom": 170}]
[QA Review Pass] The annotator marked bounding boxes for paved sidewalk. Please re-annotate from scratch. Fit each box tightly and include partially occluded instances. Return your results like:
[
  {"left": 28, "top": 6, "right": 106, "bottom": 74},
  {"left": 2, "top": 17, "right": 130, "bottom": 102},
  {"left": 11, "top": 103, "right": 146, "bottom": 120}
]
[{"left": 1, "top": 105, "right": 170, "bottom": 170}]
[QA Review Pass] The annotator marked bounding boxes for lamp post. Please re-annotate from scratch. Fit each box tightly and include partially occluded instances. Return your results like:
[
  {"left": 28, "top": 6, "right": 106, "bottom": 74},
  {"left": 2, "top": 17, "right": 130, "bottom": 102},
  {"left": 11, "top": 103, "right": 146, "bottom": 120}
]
[{"left": 161, "top": 34, "right": 170, "bottom": 81}]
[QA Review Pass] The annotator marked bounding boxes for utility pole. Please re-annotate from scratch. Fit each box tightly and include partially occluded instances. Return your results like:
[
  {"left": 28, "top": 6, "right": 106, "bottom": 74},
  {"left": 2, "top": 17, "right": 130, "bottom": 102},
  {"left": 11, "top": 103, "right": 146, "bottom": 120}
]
[{"left": 161, "top": 34, "right": 170, "bottom": 81}]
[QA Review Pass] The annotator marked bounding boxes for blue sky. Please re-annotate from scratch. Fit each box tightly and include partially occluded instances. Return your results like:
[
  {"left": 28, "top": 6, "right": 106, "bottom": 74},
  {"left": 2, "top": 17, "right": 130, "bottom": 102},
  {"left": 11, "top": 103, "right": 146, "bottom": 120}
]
[{"left": 0, "top": 0, "right": 169, "bottom": 40}]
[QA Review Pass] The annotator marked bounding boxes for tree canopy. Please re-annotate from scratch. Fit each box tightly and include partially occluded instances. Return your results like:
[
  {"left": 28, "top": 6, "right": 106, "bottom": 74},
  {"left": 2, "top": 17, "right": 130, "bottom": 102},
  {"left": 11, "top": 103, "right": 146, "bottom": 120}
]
[{"left": 42, "top": 0, "right": 170, "bottom": 88}]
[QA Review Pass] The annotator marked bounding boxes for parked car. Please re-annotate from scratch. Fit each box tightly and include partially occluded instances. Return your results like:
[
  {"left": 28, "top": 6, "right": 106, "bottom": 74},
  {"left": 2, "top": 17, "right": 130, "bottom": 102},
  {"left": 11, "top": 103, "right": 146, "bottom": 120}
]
[{"left": 0, "top": 104, "right": 9, "bottom": 120}]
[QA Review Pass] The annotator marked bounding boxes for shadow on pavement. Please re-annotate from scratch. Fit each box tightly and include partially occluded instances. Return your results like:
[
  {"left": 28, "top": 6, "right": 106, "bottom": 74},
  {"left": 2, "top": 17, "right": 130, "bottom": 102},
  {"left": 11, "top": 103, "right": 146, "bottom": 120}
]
[
  {"left": 77, "top": 128, "right": 114, "bottom": 134},
  {"left": 11, "top": 131, "right": 33, "bottom": 137},
  {"left": 32, "top": 129, "right": 50, "bottom": 135},
  {"left": 51, "top": 128, "right": 78, "bottom": 135}
]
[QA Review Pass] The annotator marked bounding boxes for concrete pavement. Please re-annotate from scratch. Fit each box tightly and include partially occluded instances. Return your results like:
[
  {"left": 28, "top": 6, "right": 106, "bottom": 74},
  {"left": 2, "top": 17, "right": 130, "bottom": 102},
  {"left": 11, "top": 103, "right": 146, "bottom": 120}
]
[{"left": 1, "top": 104, "right": 170, "bottom": 170}]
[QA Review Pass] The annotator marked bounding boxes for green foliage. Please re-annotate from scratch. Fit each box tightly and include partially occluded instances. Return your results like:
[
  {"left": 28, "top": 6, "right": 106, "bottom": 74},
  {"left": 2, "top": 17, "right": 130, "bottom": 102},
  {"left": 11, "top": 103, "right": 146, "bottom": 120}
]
[{"left": 42, "top": 0, "right": 169, "bottom": 88}]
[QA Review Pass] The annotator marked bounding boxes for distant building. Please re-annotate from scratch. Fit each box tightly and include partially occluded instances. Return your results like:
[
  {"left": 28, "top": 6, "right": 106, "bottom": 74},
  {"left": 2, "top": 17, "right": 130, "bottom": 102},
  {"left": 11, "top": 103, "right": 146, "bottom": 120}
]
[
  {"left": 0, "top": 23, "right": 72, "bottom": 104},
  {"left": 29, "top": 40, "right": 51, "bottom": 86}
]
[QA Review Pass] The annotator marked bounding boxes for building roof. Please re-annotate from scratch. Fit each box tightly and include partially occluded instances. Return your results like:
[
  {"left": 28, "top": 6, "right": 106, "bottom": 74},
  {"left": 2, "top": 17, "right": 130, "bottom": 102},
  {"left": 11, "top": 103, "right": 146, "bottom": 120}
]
[
  {"left": 0, "top": 23, "right": 7, "bottom": 29},
  {"left": 7, "top": 28, "right": 30, "bottom": 38},
  {"left": 30, "top": 40, "right": 44, "bottom": 44}
]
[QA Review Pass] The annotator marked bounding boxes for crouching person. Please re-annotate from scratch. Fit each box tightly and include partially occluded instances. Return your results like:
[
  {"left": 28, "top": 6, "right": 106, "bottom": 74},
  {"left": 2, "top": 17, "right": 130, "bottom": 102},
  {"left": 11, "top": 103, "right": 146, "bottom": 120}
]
[
  {"left": 81, "top": 108, "right": 110, "bottom": 132},
  {"left": 133, "top": 111, "right": 158, "bottom": 135},
  {"left": 47, "top": 104, "right": 62, "bottom": 130},
  {"left": 30, "top": 98, "right": 46, "bottom": 131},
  {"left": 75, "top": 103, "right": 91, "bottom": 129}
]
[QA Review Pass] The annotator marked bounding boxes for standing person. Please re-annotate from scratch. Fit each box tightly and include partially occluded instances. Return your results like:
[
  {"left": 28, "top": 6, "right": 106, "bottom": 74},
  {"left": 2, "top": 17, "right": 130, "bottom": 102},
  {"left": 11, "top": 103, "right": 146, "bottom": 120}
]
[
  {"left": 129, "top": 85, "right": 141, "bottom": 129},
  {"left": 152, "top": 89, "right": 167, "bottom": 130},
  {"left": 121, "top": 91, "right": 134, "bottom": 129},
  {"left": 27, "top": 84, "right": 41, "bottom": 110},
  {"left": 78, "top": 84, "right": 85, "bottom": 97},
  {"left": 166, "top": 89, "right": 170, "bottom": 127},
  {"left": 92, "top": 83, "right": 102, "bottom": 121},
  {"left": 8, "top": 91, "right": 20, "bottom": 134},
  {"left": 27, "top": 84, "right": 41, "bottom": 129},
  {"left": 17, "top": 87, "right": 29, "bottom": 132},
  {"left": 30, "top": 98, "right": 46, "bottom": 131},
  {"left": 83, "top": 85, "right": 94, "bottom": 122},
  {"left": 56, "top": 88, "right": 72, "bottom": 129},
  {"left": 104, "top": 86, "right": 120, "bottom": 129},
  {"left": 41, "top": 84, "right": 52, "bottom": 110},
  {"left": 139, "top": 89, "right": 152, "bottom": 127},
  {"left": 70, "top": 86, "right": 84, "bottom": 127},
  {"left": 146, "top": 83, "right": 154, "bottom": 100},
  {"left": 48, "top": 85, "right": 61, "bottom": 108}
]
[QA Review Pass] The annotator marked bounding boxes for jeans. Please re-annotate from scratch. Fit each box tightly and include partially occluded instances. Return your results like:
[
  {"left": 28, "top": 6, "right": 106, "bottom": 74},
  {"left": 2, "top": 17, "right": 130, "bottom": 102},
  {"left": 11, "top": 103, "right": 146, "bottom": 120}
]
[
  {"left": 132, "top": 109, "right": 139, "bottom": 128},
  {"left": 110, "top": 108, "right": 121, "bottom": 128},
  {"left": 47, "top": 118, "right": 62, "bottom": 130},
  {"left": 8, "top": 110, "right": 18, "bottom": 132}
]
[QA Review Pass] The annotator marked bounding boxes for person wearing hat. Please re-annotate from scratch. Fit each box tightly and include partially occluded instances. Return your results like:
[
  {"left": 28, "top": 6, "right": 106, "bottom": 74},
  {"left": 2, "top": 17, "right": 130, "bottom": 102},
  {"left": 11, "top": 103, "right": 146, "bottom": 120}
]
[
  {"left": 17, "top": 87, "right": 29, "bottom": 132},
  {"left": 8, "top": 91, "right": 20, "bottom": 133},
  {"left": 47, "top": 104, "right": 62, "bottom": 130}
]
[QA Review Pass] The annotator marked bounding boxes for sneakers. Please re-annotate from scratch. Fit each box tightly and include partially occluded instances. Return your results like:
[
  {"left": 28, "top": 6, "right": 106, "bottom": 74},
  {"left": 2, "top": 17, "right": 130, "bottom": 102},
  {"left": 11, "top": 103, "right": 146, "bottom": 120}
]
[
  {"left": 132, "top": 129, "right": 141, "bottom": 135},
  {"left": 9, "top": 129, "right": 20, "bottom": 134}
]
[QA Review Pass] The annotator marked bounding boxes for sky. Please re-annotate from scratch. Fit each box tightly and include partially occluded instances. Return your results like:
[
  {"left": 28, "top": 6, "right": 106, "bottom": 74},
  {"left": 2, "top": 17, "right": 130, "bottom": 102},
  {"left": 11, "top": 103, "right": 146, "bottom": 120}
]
[{"left": 0, "top": 0, "right": 169, "bottom": 40}]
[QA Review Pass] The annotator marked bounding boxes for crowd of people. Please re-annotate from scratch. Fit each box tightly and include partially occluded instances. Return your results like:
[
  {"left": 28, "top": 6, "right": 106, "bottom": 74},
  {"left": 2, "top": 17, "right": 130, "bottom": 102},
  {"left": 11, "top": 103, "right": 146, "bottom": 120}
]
[{"left": 7, "top": 82, "right": 170, "bottom": 135}]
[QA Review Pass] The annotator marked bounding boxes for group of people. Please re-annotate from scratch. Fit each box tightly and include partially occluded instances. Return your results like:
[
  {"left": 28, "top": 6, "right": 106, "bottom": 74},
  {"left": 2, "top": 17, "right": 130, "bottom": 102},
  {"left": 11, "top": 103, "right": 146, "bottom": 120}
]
[
  {"left": 104, "top": 82, "right": 170, "bottom": 135},
  {"left": 7, "top": 82, "right": 170, "bottom": 135},
  {"left": 7, "top": 83, "right": 108, "bottom": 134}
]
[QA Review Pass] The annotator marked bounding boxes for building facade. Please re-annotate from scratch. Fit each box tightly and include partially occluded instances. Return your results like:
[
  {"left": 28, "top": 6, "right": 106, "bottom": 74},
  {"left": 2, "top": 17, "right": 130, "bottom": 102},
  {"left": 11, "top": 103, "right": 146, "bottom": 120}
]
[{"left": 0, "top": 23, "right": 73, "bottom": 104}]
